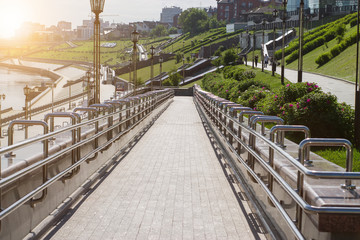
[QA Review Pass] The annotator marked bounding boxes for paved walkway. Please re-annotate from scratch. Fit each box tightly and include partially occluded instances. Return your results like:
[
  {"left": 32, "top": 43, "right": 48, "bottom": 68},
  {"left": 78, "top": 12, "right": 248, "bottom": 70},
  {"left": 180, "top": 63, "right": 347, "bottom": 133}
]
[
  {"left": 43, "top": 97, "right": 265, "bottom": 240},
  {"left": 248, "top": 62, "right": 355, "bottom": 107}
]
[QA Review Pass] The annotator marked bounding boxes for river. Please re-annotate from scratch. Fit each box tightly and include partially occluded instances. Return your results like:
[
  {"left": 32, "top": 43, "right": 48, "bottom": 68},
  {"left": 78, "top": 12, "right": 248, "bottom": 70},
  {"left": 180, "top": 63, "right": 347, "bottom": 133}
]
[{"left": 0, "top": 67, "right": 52, "bottom": 110}]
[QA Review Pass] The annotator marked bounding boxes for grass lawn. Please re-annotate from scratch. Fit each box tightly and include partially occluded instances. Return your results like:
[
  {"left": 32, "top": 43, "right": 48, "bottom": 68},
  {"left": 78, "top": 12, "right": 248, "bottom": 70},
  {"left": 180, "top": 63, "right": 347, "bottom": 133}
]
[
  {"left": 286, "top": 23, "right": 358, "bottom": 82},
  {"left": 118, "top": 59, "right": 184, "bottom": 83},
  {"left": 313, "top": 148, "right": 360, "bottom": 172}
]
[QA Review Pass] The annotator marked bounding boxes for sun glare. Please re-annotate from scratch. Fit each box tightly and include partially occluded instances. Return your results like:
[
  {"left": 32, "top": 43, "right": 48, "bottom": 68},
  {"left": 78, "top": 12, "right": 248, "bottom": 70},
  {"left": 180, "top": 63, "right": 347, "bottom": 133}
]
[{"left": 0, "top": 3, "right": 26, "bottom": 39}]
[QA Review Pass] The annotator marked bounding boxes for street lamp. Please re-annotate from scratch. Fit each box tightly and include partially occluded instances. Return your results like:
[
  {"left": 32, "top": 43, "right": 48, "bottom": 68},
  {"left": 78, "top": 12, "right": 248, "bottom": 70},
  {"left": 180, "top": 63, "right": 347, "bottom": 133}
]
[
  {"left": 90, "top": 0, "right": 105, "bottom": 104},
  {"left": 354, "top": 0, "right": 360, "bottom": 148},
  {"left": 23, "top": 85, "right": 30, "bottom": 139},
  {"left": 150, "top": 45, "right": 155, "bottom": 90},
  {"left": 0, "top": 94, "right": 5, "bottom": 138},
  {"left": 86, "top": 70, "right": 92, "bottom": 106},
  {"left": 298, "top": 0, "right": 304, "bottom": 83},
  {"left": 272, "top": 9, "right": 278, "bottom": 76},
  {"left": 131, "top": 28, "right": 140, "bottom": 91},
  {"left": 159, "top": 56, "right": 163, "bottom": 89},
  {"left": 182, "top": 56, "right": 185, "bottom": 84},
  {"left": 246, "top": 29, "right": 249, "bottom": 66},
  {"left": 252, "top": 27, "right": 256, "bottom": 69},
  {"left": 262, "top": 19, "right": 266, "bottom": 72},
  {"left": 128, "top": 58, "right": 132, "bottom": 89},
  {"left": 281, "top": 0, "right": 288, "bottom": 85}
]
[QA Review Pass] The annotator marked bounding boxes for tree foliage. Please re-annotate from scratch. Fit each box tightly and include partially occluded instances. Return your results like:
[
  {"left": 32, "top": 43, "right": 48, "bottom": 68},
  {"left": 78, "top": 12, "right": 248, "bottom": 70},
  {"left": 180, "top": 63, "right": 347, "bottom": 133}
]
[
  {"left": 178, "top": 9, "right": 224, "bottom": 35},
  {"left": 150, "top": 25, "right": 168, "bottom": 38}
]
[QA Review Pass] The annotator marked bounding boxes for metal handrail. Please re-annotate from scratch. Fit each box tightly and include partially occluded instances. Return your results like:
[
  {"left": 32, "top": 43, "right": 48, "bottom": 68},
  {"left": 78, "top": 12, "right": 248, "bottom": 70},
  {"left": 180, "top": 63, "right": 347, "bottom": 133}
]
[
  {"left": 0, "top": 89, "right": 173, "bottom": 223},
  {"left": 193, "top": 85, "right": 360, "bottom": 239}
]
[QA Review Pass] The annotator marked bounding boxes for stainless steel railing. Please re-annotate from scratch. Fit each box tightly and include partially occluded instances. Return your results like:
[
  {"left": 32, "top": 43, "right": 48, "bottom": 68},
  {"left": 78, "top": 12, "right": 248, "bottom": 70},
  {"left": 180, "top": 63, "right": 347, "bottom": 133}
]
[
  {"left": 193, "top": 85, "right": 360, "bottom": 239},
  {"left": 0, "top": 89, "right": 174, "bottom": 229}
]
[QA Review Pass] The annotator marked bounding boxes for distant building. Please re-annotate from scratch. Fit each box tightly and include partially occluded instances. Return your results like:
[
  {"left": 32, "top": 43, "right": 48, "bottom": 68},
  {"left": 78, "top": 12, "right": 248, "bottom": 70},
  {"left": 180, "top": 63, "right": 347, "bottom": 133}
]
[
  {"left": 160, "top": 6, "right": 182, "bottom": 24},
  {"left": 217, "top": 0, "right": 279, "bottom": 23},
  {"left": 57, "top": 21, "right": 72, "bottom": 31},
  {"left": 77, "top": 25, "right": 93, "bottom": 40}
]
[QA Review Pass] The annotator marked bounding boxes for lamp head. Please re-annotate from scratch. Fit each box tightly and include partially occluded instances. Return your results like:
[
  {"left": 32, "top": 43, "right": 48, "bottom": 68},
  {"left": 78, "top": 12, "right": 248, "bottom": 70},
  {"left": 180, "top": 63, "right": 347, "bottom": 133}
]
[
  {"left": 131, "top": 29, "right": 140, "bottom": 43},
  {"left": 273, "top": 9, "right": 278, "bottom": 18},
  {"left": 90, "top": 0, "right": 105, "bottom": 14},
  {"left": 23, "top": 85, "right": 30, "bottom": 95},
  {"left": 150, "top": 45, "right": 155, "bottom": 55},
  {"left": 159, "top": 57, "right": 163, "bottom": 63}
]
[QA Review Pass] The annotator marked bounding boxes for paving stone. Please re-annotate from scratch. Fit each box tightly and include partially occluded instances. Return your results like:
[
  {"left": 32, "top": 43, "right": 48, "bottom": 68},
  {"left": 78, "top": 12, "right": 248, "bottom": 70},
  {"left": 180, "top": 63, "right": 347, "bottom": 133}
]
[{"left": 43, "top": 97, "right": 265, "bottom": 240}]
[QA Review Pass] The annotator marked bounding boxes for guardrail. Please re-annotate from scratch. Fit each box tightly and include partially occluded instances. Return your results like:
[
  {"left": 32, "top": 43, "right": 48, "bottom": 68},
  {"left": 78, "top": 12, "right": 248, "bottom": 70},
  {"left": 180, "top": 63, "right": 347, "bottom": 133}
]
[
  {"left": 0, "top": 89, "right": 174, "bottom": 238},
  {"left": 193, "top": 85, "right": 360, "bottom": 240}
]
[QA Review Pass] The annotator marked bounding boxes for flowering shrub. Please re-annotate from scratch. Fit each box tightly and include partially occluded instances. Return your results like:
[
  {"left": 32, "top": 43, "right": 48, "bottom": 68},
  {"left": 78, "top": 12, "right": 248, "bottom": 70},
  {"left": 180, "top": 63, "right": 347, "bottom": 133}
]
[
  {"left": 281, "top": 92, "right": 354, "bottom": 140},
  {"left": 237, "top": 86, "right": 270, "bottom": 109},
  {"left": 255, "top": 82, "right": 321, "bottom": 115}
]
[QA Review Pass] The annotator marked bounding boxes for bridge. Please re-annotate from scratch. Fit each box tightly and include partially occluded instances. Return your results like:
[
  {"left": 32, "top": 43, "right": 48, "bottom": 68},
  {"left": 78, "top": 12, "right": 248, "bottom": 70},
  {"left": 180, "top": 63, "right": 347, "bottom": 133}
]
[{"left": 0, "top": 87, "right": 359, "bottom": 240}]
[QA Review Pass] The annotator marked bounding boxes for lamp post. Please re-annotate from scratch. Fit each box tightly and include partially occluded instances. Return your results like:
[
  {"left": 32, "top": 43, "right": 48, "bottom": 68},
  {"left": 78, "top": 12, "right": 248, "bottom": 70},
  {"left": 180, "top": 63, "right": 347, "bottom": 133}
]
[
  {"left": 252, "top": 27, "right": 256, "bottom": 69},
  {"left": 355, "top": 0, "right": 360, "bottom": 148},
  {"left": 281, "top": 0, "right": 287, "bottom": 85},
  {"left": 51, "top": 82, "right": 55, "bottom": 113},
  {"left": 182, "top": 56, "right": 185, "bottom": 84},
  {"left": 298, "top": 0, "right": 304, "bottom": 83},
  {"left": 68, "top": 81, "right": 72, "bottom": 109},
  {"left": 128, "top": 58, "right": 132, "bottom": 89},
  {"left": 272, "top": 9, "right": 278, "bottom": 77},
  {"left": 0, "top": 94, "right": 5, "bottom": 138},
  {"left": 262, "top": 19, "right": 266, "bottom": 72},
  {"left": 131, "top": 28, "right": 140, "bottom": 91},
  {"left": 86, "top": 70, "right": 92, "bottom": 106},
  {"left": 159, "top": 56, "right": 163, "bottom": 89},
  {"left": 150, "top": 45, "right": 155, "bottom": 90},
  {"left": 246, "top": 29, "right": 249, "bottom": 66},
  {"left": 23, "top": 85, "right": 30, "bottom": 139},
  {"left": 90, "top": 0, "right": 105, "bottom": 104}
]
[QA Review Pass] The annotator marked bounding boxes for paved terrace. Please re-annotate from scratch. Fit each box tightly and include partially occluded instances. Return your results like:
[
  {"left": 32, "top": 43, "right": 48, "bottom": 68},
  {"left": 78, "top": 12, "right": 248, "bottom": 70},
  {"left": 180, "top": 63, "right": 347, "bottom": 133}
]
[{"left": 42, "top": 97, "right": 265, "bottom": 240}]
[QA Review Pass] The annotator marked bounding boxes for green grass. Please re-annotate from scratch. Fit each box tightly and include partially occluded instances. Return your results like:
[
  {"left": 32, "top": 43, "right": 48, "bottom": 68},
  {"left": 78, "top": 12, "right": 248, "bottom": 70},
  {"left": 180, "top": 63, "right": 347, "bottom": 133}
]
[
  {"left": 27, "top": 38, "right": 170, "bottom": 66},
  {"left": 313, "top": 148, "right": 360, "bottom": 172},
  {"left": 286, "top": 23, "right": 358, "bottom": 82},
  {"left": 118, "top": 59, "right": 184, "bottom": 82}
]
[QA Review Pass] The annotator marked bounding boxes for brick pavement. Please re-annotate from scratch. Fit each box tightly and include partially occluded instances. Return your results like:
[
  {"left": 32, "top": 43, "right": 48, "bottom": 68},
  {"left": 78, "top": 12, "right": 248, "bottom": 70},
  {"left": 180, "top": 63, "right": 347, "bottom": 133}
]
[{"left": 43, "top": 97, "right": 265, "bottom": 240}]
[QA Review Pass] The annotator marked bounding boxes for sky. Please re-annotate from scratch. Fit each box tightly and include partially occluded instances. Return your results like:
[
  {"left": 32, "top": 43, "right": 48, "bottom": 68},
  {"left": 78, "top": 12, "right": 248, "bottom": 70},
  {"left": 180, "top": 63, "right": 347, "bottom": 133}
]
[{"left": 0, "top": 0, "right": 217, "bottom": 38}]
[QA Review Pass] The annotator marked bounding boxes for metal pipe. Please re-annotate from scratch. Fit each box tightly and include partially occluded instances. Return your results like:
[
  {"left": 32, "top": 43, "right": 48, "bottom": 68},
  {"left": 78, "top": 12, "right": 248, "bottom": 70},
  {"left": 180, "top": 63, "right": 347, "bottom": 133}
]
[{"left": 7, "top": 120, "right": 49, "bottom": 207}]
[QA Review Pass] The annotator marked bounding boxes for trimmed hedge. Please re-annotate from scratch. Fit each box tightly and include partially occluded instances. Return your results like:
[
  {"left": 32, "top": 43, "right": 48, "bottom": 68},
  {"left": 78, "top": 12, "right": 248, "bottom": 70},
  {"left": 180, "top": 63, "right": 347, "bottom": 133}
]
[
  {"left": 275, "top": 12, "right": 357, "bottom": 61},
  {"left": 315, "top": 31, "right": 357, "bottom": 66}
]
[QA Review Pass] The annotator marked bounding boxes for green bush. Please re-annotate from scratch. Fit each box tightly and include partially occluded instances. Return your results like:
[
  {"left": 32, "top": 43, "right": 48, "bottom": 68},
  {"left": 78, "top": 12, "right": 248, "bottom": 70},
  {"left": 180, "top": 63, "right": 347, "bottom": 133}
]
[
  {"left": 350, "top": 19, "right": 357, "bottom": 28},
  {"left": 315, "top": 52, "right": 332, "bottom": 66},
  {"left": 330, "top": 45, "right": 341, "bottom": 57},
  {"left": 281, "top": 92, "right": 354, "bottom": 140},
  {"left": 237, "top": 86, "right": 270, "bottom": 109},
  {"left": 222, "top": 48, "right": 238, "bottom": 66},
  {"left": 255, "top": 82, "right": 321, "bottom": 116}
]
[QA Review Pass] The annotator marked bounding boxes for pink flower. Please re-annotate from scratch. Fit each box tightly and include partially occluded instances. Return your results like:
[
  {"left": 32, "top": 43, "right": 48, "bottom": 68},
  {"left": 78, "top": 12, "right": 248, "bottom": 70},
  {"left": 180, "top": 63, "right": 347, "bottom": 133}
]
[
  {"left": 254, "top": 107, "right": 257, "bottom": 110},
  {"left": 315, "top": 85, "right": 319, "bottom": 88},
  {"left": 275, "top": 95, "right": 278, "bottom": 98},
  {"left": 341, "top": 108, "right": 344, "bottom": 111},
  {"left": 289, "top": 104, "right": 293, "bottom": 107},
  {"left": 286, "top": 84, "right": 290, "bottom": 87},
  {"left": 282, "top": 111, "right": 285, "bottom": 115},
  {"left": 262, "top": 87, "right": 265, "bottom": 89},
  {"left": 303, "top": 107, "right": 307, "bottom": 110},
  {"left": 226, "top": 89, "right": 229, "bottom": 92},
  {"left": 307, "top": 99, "right": 311, "bottom": 103},
  {"left": 308, "top": 88, "right": 313, "bottom": 91}
]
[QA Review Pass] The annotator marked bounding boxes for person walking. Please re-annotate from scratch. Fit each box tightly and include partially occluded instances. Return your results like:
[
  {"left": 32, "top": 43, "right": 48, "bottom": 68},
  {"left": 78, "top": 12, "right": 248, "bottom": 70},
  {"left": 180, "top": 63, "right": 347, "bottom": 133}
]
[
  {"left": 255, "top": 55, "right": 259, "bottom": 67},
  {"left": 264, "top": 54, "right": 269, "bottom": 68}
]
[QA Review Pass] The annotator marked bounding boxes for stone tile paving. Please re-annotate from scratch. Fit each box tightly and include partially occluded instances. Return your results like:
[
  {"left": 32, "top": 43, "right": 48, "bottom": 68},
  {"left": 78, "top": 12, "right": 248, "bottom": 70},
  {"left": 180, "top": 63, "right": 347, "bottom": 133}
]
[{"left": 43, "top": 97, "right": 265, "bottom": 240}]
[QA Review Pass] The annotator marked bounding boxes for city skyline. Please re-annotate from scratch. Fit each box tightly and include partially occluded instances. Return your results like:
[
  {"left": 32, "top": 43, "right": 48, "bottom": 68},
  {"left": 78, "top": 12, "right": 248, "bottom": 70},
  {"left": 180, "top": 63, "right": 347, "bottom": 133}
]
[{"left": 0, "top": 0, "right": 216, "bottom": 39}]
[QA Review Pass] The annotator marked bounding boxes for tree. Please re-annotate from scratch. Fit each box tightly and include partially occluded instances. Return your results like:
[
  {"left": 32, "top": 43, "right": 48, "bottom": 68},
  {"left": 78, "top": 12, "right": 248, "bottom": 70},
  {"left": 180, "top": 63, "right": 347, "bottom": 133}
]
[
  {"left": 150, "top": 25, "right": 168, "bottom": 38},
  {"left": 222, "top": 49, "right": 238, "bottom": 66},
  {"left": 178, "top": 8, "right": 209, "bottom": 35},
  {"left": 168, "top": 27, "right": 178, "bottom": 34},
  {"left": 169, "top": 70, "right": 181, "bottom": 86}
]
